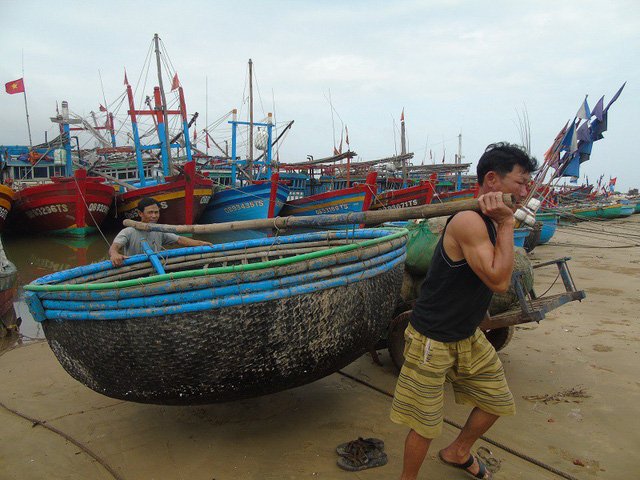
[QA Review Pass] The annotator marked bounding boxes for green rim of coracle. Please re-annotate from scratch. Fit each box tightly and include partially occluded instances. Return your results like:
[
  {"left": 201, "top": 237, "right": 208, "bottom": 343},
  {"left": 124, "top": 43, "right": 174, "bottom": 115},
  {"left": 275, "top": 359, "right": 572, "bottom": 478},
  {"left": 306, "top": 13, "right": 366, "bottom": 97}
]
[{"left": 25, "top": 228, "right": 408, "bottom": 292}]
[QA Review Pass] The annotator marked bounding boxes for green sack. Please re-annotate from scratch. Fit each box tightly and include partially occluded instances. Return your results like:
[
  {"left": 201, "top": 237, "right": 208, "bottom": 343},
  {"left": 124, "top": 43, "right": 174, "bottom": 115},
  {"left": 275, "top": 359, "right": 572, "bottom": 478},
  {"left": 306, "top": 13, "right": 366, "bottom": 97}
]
[
  {"left": 404, "top": 217, "right": 447, "bottom": 275},
  {"left": 488, "top": 247, "right": 534, "bottom": 315}
]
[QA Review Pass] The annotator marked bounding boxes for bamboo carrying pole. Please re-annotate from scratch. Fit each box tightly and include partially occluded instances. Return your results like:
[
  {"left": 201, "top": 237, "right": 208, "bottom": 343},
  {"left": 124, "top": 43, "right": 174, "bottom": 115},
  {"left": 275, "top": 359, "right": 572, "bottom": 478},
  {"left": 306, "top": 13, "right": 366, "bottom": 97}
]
[{"left": 123, "top": 194, "right": 516, "bottom": 234}]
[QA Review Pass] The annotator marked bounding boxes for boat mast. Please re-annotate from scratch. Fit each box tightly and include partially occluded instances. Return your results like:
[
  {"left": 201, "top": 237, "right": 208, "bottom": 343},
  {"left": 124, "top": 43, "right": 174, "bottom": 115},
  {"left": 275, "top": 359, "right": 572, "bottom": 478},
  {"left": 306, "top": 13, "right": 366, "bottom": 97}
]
[
  {"left": 456, "top": 132, "right": 463, "bottom": 190},
  {"left": 248, "top": 58, "right": 254, "bottom": 184},
  {"left": 154, "top": 33, "right": 173, "bottom": 173},
  {"left": 400, "top": 109, "right": 407, "bottom": 187}
]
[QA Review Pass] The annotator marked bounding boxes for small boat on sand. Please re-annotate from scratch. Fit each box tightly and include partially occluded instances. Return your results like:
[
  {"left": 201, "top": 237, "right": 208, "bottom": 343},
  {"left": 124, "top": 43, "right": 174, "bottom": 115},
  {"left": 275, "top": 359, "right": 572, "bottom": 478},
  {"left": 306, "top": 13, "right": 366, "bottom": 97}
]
[{"left": 24, "top": 228, "right": 406, "bottom": 405}]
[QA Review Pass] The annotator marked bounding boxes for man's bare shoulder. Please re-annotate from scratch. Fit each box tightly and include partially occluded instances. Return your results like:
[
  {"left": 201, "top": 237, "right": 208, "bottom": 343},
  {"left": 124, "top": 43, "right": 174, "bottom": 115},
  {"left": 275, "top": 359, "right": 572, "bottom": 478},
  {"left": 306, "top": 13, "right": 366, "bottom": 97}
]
[
  {"left": 447, "top": 212, "right": 490, "bottom": 243},
  {"left": 448, "top": 211, "right": 486, "bottom": 230}
]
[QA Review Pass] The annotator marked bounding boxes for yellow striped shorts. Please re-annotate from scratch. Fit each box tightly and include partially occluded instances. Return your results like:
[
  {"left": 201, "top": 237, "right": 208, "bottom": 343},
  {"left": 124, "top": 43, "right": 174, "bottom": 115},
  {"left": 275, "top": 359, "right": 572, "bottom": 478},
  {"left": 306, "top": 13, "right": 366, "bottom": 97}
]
[{"left": 390, "top": 324, "right": 515, "bottom": 439}]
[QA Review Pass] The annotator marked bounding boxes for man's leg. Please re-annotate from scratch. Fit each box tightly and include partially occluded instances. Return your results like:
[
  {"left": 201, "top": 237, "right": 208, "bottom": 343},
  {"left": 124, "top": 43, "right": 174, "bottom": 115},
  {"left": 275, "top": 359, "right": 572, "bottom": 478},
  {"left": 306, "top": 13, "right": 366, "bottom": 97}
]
[
  {"left": 439, "top": 407, "right": 498, "bottom": 476},
  {"left": 399, "top": 429, "right": 433, "bottom": 480}
]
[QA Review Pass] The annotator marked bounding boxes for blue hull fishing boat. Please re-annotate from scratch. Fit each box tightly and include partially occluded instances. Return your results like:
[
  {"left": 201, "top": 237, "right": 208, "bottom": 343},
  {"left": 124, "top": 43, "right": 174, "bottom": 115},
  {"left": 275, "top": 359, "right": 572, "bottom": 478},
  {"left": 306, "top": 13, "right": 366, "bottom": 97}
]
[
  {"left": 25, "top": 228, "right": 406, "bottom": 405},
  {"left": 198, "top": 178, "right": 289, "bottom": 224}
]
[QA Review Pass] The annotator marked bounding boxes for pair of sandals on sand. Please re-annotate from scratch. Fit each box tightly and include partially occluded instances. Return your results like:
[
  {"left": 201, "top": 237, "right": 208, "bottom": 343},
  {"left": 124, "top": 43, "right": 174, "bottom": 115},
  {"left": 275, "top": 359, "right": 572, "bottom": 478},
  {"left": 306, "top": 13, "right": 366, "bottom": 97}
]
[{"left": 335, "top": 437, "right": 387, "bottom": 471}]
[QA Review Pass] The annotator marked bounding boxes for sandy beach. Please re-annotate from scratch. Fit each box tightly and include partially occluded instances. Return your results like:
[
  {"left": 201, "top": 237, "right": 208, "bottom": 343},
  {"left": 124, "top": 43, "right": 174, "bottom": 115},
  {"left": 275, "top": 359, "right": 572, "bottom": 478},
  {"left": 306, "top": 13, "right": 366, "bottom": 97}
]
[{"left": 1, "top": 214, "right": 639, "bottom": 479}]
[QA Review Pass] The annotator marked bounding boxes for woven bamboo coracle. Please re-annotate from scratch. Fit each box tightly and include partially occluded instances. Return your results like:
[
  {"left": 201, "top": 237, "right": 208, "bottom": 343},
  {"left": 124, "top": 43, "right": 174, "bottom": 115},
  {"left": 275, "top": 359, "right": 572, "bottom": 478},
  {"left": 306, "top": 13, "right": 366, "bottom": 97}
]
[{"left": 25, "top": 228, "right": 407, "bottom": 405}]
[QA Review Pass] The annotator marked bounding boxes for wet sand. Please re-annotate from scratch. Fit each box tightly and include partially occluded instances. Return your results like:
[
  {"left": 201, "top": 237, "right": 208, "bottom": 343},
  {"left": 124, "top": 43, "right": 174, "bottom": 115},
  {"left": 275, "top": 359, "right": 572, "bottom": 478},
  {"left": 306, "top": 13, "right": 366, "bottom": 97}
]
[{"left": 1, "top": 214, "right": 639, "bottom": 479}]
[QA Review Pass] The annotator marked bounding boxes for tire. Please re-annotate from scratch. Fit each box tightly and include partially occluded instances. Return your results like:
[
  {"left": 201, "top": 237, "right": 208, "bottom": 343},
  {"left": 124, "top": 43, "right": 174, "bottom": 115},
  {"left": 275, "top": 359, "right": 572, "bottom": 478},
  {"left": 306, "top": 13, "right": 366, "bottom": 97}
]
[
  {"left": 388, "top": 310, "right": 411, "bottom": 371},
  {"left": 483, "top": 326, "right": 515, "bottom": 351}
]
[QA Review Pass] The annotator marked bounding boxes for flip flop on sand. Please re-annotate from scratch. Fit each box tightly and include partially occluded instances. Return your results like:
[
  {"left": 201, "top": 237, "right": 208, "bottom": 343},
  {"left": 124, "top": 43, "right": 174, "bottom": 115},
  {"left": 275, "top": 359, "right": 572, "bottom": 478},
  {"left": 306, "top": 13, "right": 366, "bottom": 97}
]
[
  {"left": 335, "top": 437, "right": 385, "bottom": 457},
  {"left": 438, "top": 450, "right": 492, "bottom": 480},
  {"left": 337, "top": 445, "right": 388, "bottom": 472}
]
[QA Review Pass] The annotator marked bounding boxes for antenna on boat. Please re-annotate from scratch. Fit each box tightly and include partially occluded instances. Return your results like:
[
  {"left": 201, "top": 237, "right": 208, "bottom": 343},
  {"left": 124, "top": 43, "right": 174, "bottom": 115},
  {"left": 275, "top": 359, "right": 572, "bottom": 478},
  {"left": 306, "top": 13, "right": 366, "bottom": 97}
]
[
  {"left": 400, "top": 108, "right": 407, "bottom": 187},
  {"left": 248, "top": 59, "right": 254, "bottom": 183},
  {"left": 154, "top": 33, "right": 173, "bottom": 171},
  {"left": 205, "top": 76, "right": 209, "bottom": 155}
]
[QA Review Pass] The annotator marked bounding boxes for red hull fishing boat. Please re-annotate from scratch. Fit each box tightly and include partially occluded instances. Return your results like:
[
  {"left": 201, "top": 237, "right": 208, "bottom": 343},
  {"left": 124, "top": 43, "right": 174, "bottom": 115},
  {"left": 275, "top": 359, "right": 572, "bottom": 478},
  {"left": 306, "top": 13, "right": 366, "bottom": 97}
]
[
  {"left": 9, "top": 169, "right": 114, "bottom": 236},
  {"left": 114, "top": 161, "right": 212, "bottom": 225},
  {"left": 371, "top": 181, "right": 434, "bottom": 210}
]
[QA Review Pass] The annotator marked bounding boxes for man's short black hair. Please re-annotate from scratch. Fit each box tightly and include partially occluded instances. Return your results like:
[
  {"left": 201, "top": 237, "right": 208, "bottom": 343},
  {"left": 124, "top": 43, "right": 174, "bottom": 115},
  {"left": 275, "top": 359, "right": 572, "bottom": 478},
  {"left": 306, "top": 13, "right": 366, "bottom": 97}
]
[
  {"left": 137, "top": 197, "right": 160, "bottom": 212},
  {"left": 476, "top": 142, "right": 538, "bottom": 186}
]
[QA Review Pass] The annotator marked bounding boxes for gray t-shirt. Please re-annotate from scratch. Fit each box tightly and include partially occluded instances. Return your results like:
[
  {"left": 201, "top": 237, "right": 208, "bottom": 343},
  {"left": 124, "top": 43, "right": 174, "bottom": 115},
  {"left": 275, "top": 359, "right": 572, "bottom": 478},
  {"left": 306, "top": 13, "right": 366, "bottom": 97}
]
[{"left": 113, "top": 227, "right": 180, "bottom": 256}]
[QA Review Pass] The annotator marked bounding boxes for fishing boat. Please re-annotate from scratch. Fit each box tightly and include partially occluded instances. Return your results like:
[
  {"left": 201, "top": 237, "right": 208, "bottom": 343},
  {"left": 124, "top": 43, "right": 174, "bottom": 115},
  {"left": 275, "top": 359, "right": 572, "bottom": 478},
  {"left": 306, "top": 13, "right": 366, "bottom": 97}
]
[
  {"left": 536, "top": 212, "right": 558, "bottom": 245},
  {"left": 571, "top": 203, "right": 623, "bottom": 220},
  {"left": 9, "top": 169, "right": 114, "bottom": 236},
  {"left": 198, "top": 174, "right": 288, "bottom": 224},
  {"left": 0, "top": 184, "right": 15, "bottom": 233},
  {"left": 25, "top": 228, "right": 406, "bottom": 405},
  {"left": 431, "top": 186, "right": 478, "bottom": 203},
  {"left": 279, "top": 171, "right": 378, "bottom": 218},
  {"left": 370, "top": 181, "right": 434, "bottom": 210},
  {"left": 2, "top": 110, "right": 115, "bottom": 237},
  {"left": 618, "top": 202, "right": 635, "bottom": 217},
  {"left": 0, "top": 239, "right": 18, "bottom": 337}
]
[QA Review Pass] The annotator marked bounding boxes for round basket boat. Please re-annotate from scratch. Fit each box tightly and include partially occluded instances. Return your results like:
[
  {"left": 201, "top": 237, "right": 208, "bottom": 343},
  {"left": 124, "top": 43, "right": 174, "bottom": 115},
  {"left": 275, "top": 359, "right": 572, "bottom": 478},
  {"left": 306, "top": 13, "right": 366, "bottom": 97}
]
[{"left": 25, "top": 228, "right": 407, "bottom": 405}]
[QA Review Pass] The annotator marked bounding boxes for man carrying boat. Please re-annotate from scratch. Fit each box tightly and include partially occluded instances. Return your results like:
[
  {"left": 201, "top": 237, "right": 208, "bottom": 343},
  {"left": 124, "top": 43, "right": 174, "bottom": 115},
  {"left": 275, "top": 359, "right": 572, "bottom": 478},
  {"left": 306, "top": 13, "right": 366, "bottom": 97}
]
[
  {"left": 109, "top": 197, "right": 212, "bottom": 267},
  {"left": 390, "top": 143, "right": 537, "bottom": 480}
]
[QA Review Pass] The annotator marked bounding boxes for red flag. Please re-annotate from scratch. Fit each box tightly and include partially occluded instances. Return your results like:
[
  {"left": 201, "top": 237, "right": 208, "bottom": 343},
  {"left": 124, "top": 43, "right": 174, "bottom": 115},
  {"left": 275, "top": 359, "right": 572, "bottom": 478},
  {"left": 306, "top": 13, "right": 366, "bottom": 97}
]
[
  {"left": 345, "top": 125, "right": 350, "bottom": 147},
  {"left": 610, "top": 177, "right": 617, "bottom": 186},
  {"left": 171, "top": 73, "right": 180, "bottom": 91},
  {"left": 124, "top": 69, "right": 130, "bottom": 86},
  {"left": 99, "top": 104, "right": 107, "bottom": 112},
  {"left": 400, "top": 108, "right": 404, "bottom": 122},
  {"left": 5, "top": 78, "right": 25, "bottom": 94},
  {"left": 193, "top": 128, "right": 197, "bottom": 142},
  {"left": 205, "top": 129, "right": 210, "bottom": 149},
  {"left": 442, "top": 152, "right": 445, "bottom": 163}
]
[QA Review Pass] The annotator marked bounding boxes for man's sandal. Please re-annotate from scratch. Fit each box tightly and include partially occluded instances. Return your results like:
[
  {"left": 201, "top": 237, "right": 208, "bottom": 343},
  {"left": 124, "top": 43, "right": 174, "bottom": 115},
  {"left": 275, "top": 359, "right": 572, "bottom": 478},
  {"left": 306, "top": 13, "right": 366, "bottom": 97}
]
[
  {"left": 438, "top": 450, "right": 492, "bottom": 479},
  {"left": 337, "top": 444, "right": 387, "bottom": 472},
  {"left": 335, "top": 437, "right": 384, "bottom": 457}
]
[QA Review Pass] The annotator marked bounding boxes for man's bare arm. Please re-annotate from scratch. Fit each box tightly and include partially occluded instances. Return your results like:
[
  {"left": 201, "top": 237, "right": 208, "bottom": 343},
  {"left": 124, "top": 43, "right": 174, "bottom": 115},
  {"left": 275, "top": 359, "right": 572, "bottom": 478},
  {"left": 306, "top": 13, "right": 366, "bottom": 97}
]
[
  {"left": 447, "top": 207, "right": 514, "bottom": 293},
  {"left": 109, "top": 242, "right": 129, "bottom": 267},
  {"left": 175, "top": 236, "right": 213, "bottom": 248}
]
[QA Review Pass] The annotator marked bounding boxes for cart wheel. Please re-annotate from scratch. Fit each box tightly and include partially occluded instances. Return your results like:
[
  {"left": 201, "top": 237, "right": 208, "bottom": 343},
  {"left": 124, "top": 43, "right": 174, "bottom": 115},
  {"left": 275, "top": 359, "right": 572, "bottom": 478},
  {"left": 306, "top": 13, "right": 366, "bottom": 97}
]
[
  {"left": 388, "top": 310, "right": 412, "bottom": 371},
  {"left": 483, "top": 326, "right": 515, "bottom": 351}
]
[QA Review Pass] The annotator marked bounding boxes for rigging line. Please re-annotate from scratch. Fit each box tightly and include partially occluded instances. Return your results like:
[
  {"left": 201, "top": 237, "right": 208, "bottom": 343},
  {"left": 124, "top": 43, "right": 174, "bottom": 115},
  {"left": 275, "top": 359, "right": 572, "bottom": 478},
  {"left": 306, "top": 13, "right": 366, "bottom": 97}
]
[
  {"left": 557, "top": 224, "right": 640, "bottom": 241},
  {"left": 205, "top": 110, "right": 235, "bottom": 132},
  {"left": 159, "top": 38, "right": 178, "bottom": 79},
  {"left": 0, "top": 398, "right": 124, "bottom": 480},
  {"left": 133, "top": 41, "right": 154, "bottom": 98},
  {"left": 556, "top": 226, "right": 638, "bottom": 245},
  {"left": 547, "top": 242, "right": 639, "bottom": 249},
  {"left": 137, "top": 51, "right": 153, "bottom": 114},
  {"left": 71, "top": 176, "right": 112, "bottom": 248},
  {"left": 251, "top": 63, "right": 267, "bottom": 117},
  {"left": 98, "top": 69, "right": 109, "bottom": 118},
  {"left": 556, "top": 212, "right": 640, "bottom": 234},
  {"left": 323, "top": 93, "right": 346, "bottom": 127}
]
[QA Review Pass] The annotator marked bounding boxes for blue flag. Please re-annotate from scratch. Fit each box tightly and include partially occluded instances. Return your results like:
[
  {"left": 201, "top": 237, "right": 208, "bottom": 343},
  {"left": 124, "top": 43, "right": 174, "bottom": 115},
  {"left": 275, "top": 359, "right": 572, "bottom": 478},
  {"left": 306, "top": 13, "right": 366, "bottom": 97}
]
[
  {"left": 605, "top": 82, "right": 626, "bottom": 113},
  {"left": 576, "top": 95, "right": 591, "bottom": 120},
  {"left": 561, "top": 154, "right": 580, "bottom": 177},
  {"left": 591, "top": 96, "right": 605, "bottom": 121}
]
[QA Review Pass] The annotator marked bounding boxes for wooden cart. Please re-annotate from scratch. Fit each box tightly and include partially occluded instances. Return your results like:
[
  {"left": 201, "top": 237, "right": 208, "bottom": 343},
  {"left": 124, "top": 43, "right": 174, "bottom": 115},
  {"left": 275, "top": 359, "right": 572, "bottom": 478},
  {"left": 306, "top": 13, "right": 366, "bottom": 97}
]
[{"left": 386, "top": 257, "right": 586, "bottom": 370}]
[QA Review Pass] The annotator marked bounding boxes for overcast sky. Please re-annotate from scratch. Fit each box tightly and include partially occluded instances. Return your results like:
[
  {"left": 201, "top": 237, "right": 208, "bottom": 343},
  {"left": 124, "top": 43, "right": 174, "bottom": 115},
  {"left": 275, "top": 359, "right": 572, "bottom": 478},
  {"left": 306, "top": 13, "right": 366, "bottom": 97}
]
[{"left": 1, "top": 0, "right": 638, "bottom": 191}]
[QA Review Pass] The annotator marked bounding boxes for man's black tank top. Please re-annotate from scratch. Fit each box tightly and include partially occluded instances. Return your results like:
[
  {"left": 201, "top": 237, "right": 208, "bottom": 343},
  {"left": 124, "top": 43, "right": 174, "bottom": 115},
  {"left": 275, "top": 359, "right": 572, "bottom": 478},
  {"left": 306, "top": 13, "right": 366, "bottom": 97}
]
[{"left": 410, "top": 212, "right": 498, "bottom": 342}]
